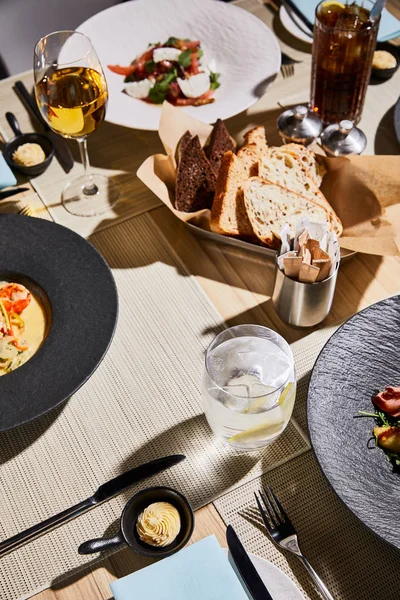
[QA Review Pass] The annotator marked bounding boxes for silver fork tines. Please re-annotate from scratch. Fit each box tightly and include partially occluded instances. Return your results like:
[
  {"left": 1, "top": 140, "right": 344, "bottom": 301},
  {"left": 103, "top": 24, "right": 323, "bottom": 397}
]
[
  {"left": 280, "top": 52, "right": 300, "bottom": 79},
  {"left": 254, "top": 486, "right": 335, "bottom": 600},
  {"left": 281, "top": 63, "right": 295, "bottom": 78}
]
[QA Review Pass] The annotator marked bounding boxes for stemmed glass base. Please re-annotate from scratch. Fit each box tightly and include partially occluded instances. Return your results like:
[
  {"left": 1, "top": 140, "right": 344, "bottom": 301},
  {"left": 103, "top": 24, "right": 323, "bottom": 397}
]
[{"left": 62, "top": 174, "right": 119, "bottom": 217}]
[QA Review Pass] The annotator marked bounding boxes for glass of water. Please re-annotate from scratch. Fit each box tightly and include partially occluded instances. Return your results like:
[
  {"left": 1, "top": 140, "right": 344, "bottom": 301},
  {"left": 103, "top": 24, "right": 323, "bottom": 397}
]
[{"left": 202, "top": 325, "right": 296, "bottom": 451}]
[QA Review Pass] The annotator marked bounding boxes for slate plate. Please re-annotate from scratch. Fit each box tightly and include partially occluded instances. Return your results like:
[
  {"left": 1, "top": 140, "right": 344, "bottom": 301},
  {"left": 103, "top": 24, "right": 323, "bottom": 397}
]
[
  {"left": 308, "top": 296, "right": 400, "bottom": 550},
  {"left": 0, "top": 215, "right": 118, "bottom": 431}
]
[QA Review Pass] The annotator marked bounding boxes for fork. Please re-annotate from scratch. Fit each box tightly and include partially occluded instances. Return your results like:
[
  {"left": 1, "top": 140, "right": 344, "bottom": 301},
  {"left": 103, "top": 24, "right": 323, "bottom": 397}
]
[
  {"left": 281, "top": 52, "right": 301, "bottom": 78},
  {"left": 255, "top": 486, "right": 335, "bottom": 600}
]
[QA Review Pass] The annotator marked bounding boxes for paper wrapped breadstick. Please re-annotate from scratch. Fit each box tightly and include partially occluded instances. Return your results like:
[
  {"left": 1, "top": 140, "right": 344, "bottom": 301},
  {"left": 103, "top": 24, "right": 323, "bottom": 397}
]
[
  {"left": 280, "top": 224, "right": 291, "bottom": 255},
  {"left": 299, "top": 262, "right": 320, "bottom": 283},
  {"left": 277, "top": 250, "right": 297, "bottom": 270},
  {"left": 313, "top": 259, "right": 331, "bottom": 282},
  {"left": 278, "top": 220, "right": 340, "bottom": 283},
  {"left": 283, "top": 256, "right": 303, "bottom": 278}
]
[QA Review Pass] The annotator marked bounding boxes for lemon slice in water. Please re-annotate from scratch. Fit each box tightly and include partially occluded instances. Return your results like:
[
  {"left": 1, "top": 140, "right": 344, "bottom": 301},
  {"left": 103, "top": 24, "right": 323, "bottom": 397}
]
[{"left": 227, "top": 383, "right": 293, "bottom": 445}]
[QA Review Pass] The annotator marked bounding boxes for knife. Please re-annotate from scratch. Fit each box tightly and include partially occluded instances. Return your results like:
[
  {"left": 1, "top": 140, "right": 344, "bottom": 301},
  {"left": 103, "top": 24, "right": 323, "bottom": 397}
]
[
  {"left": 0, "top": 454, "right": 185, "bottom": 559},
  {"left": 227, "top": 525, "right": 274, "bottom": 600},
  {"left": 282, "top": 0, "right": 314, "bottom": 34},
  {"left": 0, "top": 187, "right": 29, "bottom": 201},
  {"left": 13, "top": 81, "right": 74, "bottom": 173}
]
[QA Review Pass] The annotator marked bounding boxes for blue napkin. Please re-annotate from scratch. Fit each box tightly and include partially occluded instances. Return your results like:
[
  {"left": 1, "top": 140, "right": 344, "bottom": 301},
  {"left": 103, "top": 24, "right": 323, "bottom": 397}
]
[
  {"left": 0, "top": 154, "right": 17, "bottom": 190},
  {"left": 110, "top": 535, "right": 249, "bottom": 600},
  {"left": 289, "top": 0, "right": 400, "bottom": 41}
]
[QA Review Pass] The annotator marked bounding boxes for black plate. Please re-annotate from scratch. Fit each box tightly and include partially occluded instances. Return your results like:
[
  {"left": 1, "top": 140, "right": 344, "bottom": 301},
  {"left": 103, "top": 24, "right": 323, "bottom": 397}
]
[
  {"left": 0, "top": 215, "right": 118, "bottom": 431},
  {"left": 308, "top": 296, "right": 400, "bottom": 550}
]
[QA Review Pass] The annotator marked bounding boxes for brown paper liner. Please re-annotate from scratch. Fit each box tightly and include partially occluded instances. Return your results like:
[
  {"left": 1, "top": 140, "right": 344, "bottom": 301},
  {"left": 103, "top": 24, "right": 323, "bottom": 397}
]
[{"left": 137, "top": 102, "right": 400, "bottom": 257}]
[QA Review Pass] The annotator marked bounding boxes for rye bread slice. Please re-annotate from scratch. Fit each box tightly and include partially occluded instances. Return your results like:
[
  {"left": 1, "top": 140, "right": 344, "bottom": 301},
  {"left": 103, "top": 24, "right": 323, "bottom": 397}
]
[
  {"left": 205, "top": 119, "right": 236, "bottom": 177},
  {"left": 175, "top": 130, "right": 193, "bottom": 166},
  {"left": 175, "top": 135, "right": 217, "bottom": 212}
]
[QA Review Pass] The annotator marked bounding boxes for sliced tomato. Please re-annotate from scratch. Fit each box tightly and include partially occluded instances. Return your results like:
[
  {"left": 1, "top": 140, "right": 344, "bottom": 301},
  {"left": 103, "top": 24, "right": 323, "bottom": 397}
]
[
  {"left": 136, "top": 48, "right": 156, "bottom": 76},
  {"left": 188, "top": 53, "right": 200, "bottom": 75},
  {"left": 174, "top": 89, "right": 213, "bottom": 106},
  {"left": 107, "top": 64, "right": 136, "bottom": 76}
]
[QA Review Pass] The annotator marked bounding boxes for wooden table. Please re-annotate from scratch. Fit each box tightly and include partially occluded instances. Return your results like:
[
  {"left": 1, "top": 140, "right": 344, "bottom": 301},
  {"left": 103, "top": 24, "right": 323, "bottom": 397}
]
[{"left": 0, "top": 0, "right": 398, "bottom": 598}]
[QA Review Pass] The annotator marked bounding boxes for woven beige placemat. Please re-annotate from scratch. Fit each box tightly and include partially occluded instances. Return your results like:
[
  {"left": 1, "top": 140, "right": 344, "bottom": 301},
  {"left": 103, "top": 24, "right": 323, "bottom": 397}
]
[
  {"left": 214, "top": 330, "right": 400, "bottom": 600},
  {"left": 0, "top": 213, "right": 308, "bottom": 600}
]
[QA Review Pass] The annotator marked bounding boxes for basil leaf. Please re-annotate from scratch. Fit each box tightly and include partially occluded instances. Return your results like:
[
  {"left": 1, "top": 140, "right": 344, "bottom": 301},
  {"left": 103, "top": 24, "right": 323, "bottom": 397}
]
[
  {"left": 209, "top": 71, "right": 221, "bottom": 91},
  {"left": 197, "top": 49, "right": 204, "bottom": 60},
  {"left": 165, "top": 36, "right": 179, "bottom": 47},
  {"left": 145, "top": 60, "right": 156, "bottom": 74},
  {"left": 158, "top": 70, "right": 178, "bottom": 91},
  {"left": 178, "top": 49, "right": 192, "bottom": 68},
  {"left": 148, "top": 85, "right": 166, "bottom": 104}
]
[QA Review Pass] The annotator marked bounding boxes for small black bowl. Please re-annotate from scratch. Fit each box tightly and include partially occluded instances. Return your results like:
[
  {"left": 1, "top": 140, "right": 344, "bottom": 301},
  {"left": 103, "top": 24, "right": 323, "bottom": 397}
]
[
  {"left": 371, "top": 42, "right": 399, "bottom": 81},
  {"left": 78, "top": 486, "right": 195, "bottom": 559},
  {"left": 3, "top": 112, "right": 54, "bottom": 177}
]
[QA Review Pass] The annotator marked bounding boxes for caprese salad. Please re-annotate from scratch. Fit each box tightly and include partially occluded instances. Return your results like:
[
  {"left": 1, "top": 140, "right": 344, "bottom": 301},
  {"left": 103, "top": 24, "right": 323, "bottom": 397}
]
[{"left": 108, "top": 36, "right": 220, "bottom": 106}]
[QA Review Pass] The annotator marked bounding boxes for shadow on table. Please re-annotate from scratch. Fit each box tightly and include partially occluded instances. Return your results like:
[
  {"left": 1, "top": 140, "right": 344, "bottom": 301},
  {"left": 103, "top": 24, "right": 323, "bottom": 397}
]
[
  {"left": 197, "top": 251, "right": 382, "bottom": 347},
  {"left": 374, "top": 103, "right": 400, "bottom": 155},
  {"left": 0, "top": 403, "right": 65, "bottom": 465},
  {"left": 50, "top": 413, "right": 260, "bottom": 591}
]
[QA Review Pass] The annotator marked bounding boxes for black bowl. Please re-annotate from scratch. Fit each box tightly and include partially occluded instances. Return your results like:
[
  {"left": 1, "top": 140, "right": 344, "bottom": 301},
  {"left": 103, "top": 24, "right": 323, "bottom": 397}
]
[
  {"left": 122, "top": 486, "right": 194, "bottom": 558},
  {"left": 3, "top": 132, "right": 54, "bottom": 177},
  {"left": 371, "top": 42, "right": 399, "bottom": 81}
]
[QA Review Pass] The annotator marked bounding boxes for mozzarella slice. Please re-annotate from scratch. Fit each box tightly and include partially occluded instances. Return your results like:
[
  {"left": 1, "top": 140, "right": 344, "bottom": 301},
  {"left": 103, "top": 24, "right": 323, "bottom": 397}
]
[
  {"left": 177, "top": 73, "right": 210, "bottom": 98},
  {"left": 124, "top": 79, "right": 155, "bottom": 99},
  {"left": 204, "top": 58, "right": 218, "bottom": 74},
  {"left": 153, "top": 48, "right": 182, "bottom": 63}
]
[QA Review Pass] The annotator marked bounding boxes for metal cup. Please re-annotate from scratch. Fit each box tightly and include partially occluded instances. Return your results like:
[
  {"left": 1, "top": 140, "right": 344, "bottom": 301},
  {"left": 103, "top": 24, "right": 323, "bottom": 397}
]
[{"left": 272, "top": 261, "right": 338, "bottom": 327}]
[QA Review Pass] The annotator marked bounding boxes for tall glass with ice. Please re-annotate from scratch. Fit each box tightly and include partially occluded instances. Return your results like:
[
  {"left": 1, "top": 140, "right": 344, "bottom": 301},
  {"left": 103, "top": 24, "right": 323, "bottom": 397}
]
[
  {"left": 310, "top": 0, "right": 380, "bottom": 124},
  {"left": 202, "top": 325, "right": 296, "bottom": 451}
]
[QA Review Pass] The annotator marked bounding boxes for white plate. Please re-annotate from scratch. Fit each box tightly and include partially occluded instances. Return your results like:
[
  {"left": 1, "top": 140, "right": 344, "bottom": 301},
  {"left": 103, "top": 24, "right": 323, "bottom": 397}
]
[
  {"left": 77, "top": 0, "right": 281, "bottom": 130},
  {"left": 279, "top": 6, "right": 313, "bottom": 45},
  {"left": 223, "top": 548, "right": 304, "bottom": 599}
]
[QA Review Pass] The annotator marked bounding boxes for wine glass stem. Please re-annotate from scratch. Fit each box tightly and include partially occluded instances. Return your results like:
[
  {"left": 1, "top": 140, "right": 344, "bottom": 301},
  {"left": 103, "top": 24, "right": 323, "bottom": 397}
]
[{"left": 78, "top": 138, "right": 98, "bottom": 196}]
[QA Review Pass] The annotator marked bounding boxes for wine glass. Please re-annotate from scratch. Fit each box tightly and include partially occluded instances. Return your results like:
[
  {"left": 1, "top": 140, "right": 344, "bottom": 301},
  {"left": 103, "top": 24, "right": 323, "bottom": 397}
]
[{"left": 34, "top": 30, "right": 119, "bottom": 217}]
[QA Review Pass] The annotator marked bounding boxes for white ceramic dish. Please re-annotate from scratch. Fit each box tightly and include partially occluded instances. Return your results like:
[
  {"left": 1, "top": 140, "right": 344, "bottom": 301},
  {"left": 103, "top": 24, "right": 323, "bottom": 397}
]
[
  {"left": 279, "top": 6, "right": 313, "bottom": 44},
  {"left": 223, "top": 548, "right": 303, "bottom": 599},
  {"left": 77, "top": 0, "right": 281, "bottom": 130}
]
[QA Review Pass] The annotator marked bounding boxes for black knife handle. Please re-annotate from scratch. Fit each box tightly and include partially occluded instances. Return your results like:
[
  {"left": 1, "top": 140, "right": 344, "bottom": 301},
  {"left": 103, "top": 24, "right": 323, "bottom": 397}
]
[
  {"left": 14, "top": 81, "right": 49, "bottom": 131},
  {"left": 78, "top": 531, "right": 124, "bottom": 555},
  {"left": 94, "top": 454, "right": 186, "bottom": 502},
  {"left": 0, "top": 497, "right": 95, "bottom": 559},
  {"left": 6, "top": 112, "right": 23, "bottom": 137}
]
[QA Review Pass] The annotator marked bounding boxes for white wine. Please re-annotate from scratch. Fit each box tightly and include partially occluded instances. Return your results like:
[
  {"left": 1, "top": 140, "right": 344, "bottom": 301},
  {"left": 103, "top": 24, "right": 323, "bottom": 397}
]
[{"left": 36, "top": 66, "right": 108, "bottom": 138}]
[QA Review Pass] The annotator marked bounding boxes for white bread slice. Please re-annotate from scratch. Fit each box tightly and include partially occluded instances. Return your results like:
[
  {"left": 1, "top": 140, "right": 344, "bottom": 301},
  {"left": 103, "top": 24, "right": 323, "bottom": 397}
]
[
  {"left": 280, "top": 143, "right": 326, "bottom": 187},
  {"left": 243, "top": 126, "right": 268, "bottom": 152},
  {"left": 243, "top": 177, "right": 331, "bottom": 248},
  {"left": 258, "top": 149, "right": 342, "bottom": 237},
  {"left": 210, "top": 151, "right": 255, "bottom": 237},
  {"left": 210, "top": 136, "right": 268, "bottom": 237}
]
